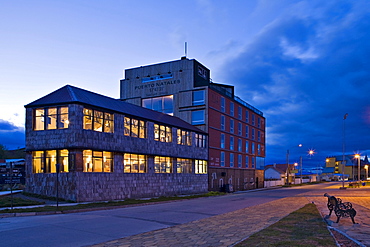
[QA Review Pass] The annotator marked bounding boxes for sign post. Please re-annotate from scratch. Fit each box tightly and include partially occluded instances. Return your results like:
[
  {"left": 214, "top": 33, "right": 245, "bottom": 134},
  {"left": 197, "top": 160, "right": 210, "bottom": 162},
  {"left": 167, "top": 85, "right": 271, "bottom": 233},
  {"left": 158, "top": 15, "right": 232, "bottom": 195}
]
[{"left": 56, "top": 163, "right": 60, "bottom": 210}]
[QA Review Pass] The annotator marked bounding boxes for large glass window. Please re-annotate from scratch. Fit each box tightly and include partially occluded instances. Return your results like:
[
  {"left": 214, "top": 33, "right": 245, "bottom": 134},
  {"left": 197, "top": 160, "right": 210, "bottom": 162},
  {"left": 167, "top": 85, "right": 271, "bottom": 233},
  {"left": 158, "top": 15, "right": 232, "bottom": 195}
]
[
  {"left": 32, "top": 150, "right": 69, "bottom": 173},
  {"left": 252, "top": 128, "right": 255, "bottom": 140},
  {"left": 83, "top": 150, "right": 113, "bottom": 172},
  {"left": 177, "top": 129, "right": 191, "bottom": 146},
  {"left": 195, "top": 133, "right": 207, "bottom": 148},
  {"left": 245, "top": 111, "right": 249, "bottom": 123},
  {"left": 238, "top": 122, "right": 242, "bottom": 136},
  {"left": 124, "top": 153, "right": 147, "bottom": 173},
  {"left": 154, "top": 124, "right": 172, "bottom": 142},
  {"left": 192, "top": 90, "right": 205, "bottom": 106},
  {"left": 83, "top": 108, "right": 113, "bottom": 133},
  {"left": 245, "top": 155, "right": 249, "bottom": 168},
  {"left": 192, "top": 110, "right": 205, "bottom": 125},
  {"left": 142, "top": 95, "right": 174, "bottom": 115},
  {"left": 154, "top": 156, "right": 172, "bottom": 173},
  {"left": 238, "top": 154, "right": 242, "bottom": 168},
  {"left": 238, "top": 139, "right": 242, "bottom": 152},
  {"left": 177, "top": 158, "right": 192, "bottom": 173},
  {"left": 245, "top": 126, "right": 249, "bottom": 138},
  {"left": 34, "top": 106, "right": 69, "bottom": 131},
  {"left": 195, "top": 160, "right": 207, "bottom": 174},
  {"left": 246, "top": 141, "right": 249, "bottom": 153},
  {"left": 238, "top": 106, "right": 242, "bottom": 120},
  {"left": 124, "top": 117, "right": 146, "bottom": 138}
]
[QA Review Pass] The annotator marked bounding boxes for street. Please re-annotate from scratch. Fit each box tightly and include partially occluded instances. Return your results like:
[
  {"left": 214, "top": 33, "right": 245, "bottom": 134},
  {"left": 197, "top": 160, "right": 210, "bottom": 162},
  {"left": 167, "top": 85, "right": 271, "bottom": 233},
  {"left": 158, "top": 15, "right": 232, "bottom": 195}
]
[{"left": 0, "top": 184, "right": 331, "bottom": 247}]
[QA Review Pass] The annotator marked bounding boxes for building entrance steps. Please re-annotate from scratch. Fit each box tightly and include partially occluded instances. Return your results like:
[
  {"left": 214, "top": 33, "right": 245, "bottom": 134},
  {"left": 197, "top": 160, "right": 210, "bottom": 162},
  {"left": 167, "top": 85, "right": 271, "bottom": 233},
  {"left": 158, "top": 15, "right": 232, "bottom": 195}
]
[{"left": 91, "top": 185, "right": 370, "bottom": 247}]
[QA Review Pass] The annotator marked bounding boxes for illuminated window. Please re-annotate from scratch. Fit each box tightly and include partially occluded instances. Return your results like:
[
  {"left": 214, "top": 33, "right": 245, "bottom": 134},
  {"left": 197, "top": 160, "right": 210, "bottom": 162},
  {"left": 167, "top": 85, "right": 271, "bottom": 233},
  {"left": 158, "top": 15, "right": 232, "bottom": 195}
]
[
  {"left": 177, "top": 158, "right": 192, "bottom": 173},
  {"left": 142, "top": 95, "right": 174, "bottom": 115},
  {"left": 83, "top": 150, "right": 113, "bottom": 172},
  {"left": 124, "top": 117, "right": 146, "bottom": 138},
  {"left": 177, "top": 129, "right": 191, "bottom": 146},
  {"left": 192, "top": 110, "right": 205, "bottom": 125},
  {"left": 83, "top": 108, "right": 113, "bottom": 133},
  {"left": 154, "top": 124, "right": 172, "bottom": 142},
  {"left": 154, "top": 156, "right": 172, "bottom": 173},
  {"left": 32, "top": 150, "right": 69, "bottom": 173},
  {"left": 195, "top": 133, "right": 206, "bottom": 148},
  {"left": 34, "top": 106, "right": 69, "bottom": 131},
  {"left": 192, "top": 90, "right": 205, "bottom": 106},
  {"left": 124, "top": 153, "right": 147, "bottom": 173},
  {"left": 195, "top": 160, "right": 207, "bottom": 174}
]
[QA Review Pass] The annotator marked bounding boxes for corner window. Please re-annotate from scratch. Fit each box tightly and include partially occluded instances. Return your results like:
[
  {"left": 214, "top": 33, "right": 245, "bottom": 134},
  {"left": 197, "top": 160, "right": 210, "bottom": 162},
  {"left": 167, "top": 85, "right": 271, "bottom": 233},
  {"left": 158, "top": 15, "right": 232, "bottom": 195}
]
[
  {"left": 124, "top": 153, "right": 147, "bottom": 173},
  {"left": 192, "top": 90, "right": 205, "bottom": 106},
  {"left": 33, "top": 106, "right": 69, "bottom": 131},
  {"left": 154, "top": 156, "right": 172, "bottom": 173},
  {"left": 32, "top": 149, "right": 69, "bottom": 173},
  {"left": 192, "top": 110, "right": 205, "bottom": 125},
  {"left": 142, "top": 95, "right": 174, "bottom": 115}
]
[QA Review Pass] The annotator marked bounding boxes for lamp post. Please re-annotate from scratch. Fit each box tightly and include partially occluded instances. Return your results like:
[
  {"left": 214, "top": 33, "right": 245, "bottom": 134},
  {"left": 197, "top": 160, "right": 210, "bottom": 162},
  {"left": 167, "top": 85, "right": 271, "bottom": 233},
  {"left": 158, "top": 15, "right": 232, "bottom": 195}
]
[
  {"left": 342, "top": 113, "right": 348, "bottom": 189},
  {"left": 286, "top": 144, "right": 302, "bottom": 185},
  {"left": 355, "top": 154, "right": 361, "bottom": 182}
]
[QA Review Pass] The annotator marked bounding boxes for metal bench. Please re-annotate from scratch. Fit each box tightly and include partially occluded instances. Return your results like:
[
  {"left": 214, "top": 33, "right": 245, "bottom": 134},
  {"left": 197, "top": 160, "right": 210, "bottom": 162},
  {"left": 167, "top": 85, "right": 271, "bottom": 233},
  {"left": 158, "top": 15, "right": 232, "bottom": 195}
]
[{"left": 324, "top": 193, "right": 356, "bottom": 224}]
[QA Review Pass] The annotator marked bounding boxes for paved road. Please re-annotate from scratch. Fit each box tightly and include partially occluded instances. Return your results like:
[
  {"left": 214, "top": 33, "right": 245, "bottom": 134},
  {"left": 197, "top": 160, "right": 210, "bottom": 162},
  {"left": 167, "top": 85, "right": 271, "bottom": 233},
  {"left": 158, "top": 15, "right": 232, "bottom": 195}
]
[{"left": 0, "top": 184, "right": 339, "bottom": 247}]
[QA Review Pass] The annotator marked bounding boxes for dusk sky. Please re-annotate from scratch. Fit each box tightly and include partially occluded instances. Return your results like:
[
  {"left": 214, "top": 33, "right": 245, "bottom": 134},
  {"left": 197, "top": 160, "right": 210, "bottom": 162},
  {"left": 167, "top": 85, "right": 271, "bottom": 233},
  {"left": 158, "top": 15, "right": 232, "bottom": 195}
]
[{"left": 1, "top": 0, "right": 369, "bottom": 168}]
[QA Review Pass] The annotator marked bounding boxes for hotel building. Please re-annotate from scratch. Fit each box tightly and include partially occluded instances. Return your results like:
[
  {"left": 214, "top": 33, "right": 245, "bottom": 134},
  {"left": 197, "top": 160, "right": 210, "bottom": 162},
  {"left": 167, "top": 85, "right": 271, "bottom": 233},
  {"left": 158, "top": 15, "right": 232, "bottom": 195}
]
[
  {"left": 24, "top": 85, "right": 208, "bottom": 202},
  {"left": 120, "top": 57, "right": 266, "bottom": 191}
]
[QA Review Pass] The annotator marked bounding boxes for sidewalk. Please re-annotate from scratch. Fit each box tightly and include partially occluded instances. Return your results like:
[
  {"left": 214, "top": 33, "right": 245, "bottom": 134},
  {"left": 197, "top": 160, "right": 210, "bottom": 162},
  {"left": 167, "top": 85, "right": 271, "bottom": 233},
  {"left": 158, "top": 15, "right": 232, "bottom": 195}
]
[{"left": 90, "top": 184, "right": 370, "bottom": 247}]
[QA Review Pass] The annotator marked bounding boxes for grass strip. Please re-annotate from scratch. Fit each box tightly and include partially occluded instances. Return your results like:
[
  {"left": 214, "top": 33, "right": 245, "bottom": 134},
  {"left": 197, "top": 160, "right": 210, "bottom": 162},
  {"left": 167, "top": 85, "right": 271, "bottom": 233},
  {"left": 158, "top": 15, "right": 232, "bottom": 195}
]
[
  {"left": 0, "top": 191, "right": 224, "bottom": 213},
  {"left": 235, "top": 203, "right": 337, "bottom": 247}
]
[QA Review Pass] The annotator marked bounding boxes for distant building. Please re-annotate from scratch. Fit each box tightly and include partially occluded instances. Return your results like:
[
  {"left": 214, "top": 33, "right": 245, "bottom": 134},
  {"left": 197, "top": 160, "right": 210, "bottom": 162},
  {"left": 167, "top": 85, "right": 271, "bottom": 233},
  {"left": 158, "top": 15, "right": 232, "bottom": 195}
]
[
  {"left": 324, "top": 155, "right": 369, "bottom": 181},
  {"left": 120, "top": 57, "right": 266, "bottom": 191},
  {"left": 24, "top": 85, "right": 208, "bottom": 202}
]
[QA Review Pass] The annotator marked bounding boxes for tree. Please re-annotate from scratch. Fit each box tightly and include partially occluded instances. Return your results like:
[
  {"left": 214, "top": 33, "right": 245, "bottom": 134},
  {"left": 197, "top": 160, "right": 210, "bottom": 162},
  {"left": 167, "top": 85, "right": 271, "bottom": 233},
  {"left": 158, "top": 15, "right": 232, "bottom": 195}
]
[{"left": 0, "top": 144, "right": 7, "bottom": 159}]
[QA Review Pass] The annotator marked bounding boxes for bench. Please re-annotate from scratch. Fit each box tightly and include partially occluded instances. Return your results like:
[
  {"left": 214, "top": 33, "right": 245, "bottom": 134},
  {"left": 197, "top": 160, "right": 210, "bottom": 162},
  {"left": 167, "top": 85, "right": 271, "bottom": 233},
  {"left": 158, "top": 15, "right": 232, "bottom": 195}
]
[
  {"left": 348, "top": 182, "right": 360, "bottom": 188},
  {"left": 324, "top": 193, "right": 356, "bottom": 224}
]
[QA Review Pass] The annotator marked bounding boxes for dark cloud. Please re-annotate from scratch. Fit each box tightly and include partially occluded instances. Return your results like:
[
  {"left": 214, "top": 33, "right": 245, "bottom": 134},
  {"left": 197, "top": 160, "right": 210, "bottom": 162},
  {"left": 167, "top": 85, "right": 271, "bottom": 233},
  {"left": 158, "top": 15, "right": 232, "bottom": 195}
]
[
  {"left": 0, "top": 119, "right": 25, "bottom": 149},
  {"left": 219, "top": 1, "right": 370, "bottom": 167}
]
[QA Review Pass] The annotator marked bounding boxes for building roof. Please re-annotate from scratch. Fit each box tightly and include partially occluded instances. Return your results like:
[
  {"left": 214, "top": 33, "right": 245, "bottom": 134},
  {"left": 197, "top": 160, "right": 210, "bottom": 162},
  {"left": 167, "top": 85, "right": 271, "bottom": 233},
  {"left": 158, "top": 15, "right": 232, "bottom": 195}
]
[
  {"left": 265, "top": 166, "right": 285, "bottom": 174},
  {"left": 25, "top": 85, "right": 206, "bottom": 133},
  {"left": 265, "top": 164, "right": 296, "bottom": 173}
]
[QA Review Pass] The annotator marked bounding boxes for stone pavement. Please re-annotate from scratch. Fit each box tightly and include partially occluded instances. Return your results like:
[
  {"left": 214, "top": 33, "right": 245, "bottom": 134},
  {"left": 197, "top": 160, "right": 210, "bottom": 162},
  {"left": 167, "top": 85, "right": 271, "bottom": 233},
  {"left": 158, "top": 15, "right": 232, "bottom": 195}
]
[{"left": 91, "top": 184, "right": 370, "bottom": 247}]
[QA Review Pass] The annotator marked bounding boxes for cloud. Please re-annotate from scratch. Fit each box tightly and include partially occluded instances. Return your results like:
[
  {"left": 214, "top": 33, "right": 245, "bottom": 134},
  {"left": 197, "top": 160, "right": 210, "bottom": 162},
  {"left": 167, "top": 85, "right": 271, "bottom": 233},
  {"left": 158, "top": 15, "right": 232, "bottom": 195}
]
[
  {"left": 218, "top": 0, "right": 370, "bottom": 166},
  {"left": 0, "top": 119, "right": 25, "bottom": 149}
]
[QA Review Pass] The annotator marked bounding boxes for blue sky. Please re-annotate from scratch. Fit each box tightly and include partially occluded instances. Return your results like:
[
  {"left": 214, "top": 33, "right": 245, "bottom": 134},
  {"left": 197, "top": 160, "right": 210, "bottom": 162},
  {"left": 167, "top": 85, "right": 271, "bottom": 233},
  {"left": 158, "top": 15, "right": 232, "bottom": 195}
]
[{"left": 1, "top": 0, "right": 369, "bottom": 167}]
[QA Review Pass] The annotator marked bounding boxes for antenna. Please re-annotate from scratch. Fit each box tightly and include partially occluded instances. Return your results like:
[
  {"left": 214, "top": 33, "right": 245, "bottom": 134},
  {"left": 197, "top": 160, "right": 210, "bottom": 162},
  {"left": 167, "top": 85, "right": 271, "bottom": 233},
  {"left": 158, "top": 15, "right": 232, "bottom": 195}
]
[{"left": 185, "top": 42, "right": 187, "bottom": 57}]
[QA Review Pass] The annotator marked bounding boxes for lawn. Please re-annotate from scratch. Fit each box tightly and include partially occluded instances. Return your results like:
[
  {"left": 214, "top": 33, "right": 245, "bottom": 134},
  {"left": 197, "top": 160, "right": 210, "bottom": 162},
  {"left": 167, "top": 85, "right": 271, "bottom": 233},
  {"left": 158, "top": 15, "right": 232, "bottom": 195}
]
[{"left": 235, "top": 203, "right": 337, "bottom": 247}]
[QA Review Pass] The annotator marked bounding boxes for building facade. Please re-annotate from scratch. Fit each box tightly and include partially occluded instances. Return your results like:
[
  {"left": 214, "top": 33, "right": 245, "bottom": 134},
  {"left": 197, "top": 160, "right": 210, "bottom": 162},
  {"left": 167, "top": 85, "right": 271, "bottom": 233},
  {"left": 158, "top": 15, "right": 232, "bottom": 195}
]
[
  {"left": 25, "top": 85, "right": 208, "bottom": 202},
  {"left": 120, "top": 57, "right": 266, "bottom": 191}
]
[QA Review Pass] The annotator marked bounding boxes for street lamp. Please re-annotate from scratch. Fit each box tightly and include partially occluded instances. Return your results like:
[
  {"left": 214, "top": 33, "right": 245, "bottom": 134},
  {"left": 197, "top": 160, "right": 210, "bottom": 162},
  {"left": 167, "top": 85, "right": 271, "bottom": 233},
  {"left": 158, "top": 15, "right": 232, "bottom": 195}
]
[
  {"left": 342, "top": 113, "right": 348, "bottom": 189},
  {"left": 365, "top": 165, "right": 369, "bottom": 181},
  {"left": 355, "top": 154, "right": 361, "bottom": 182},
  {"left": 286, "top": 144, "right": 302, "bottom": 185}
]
